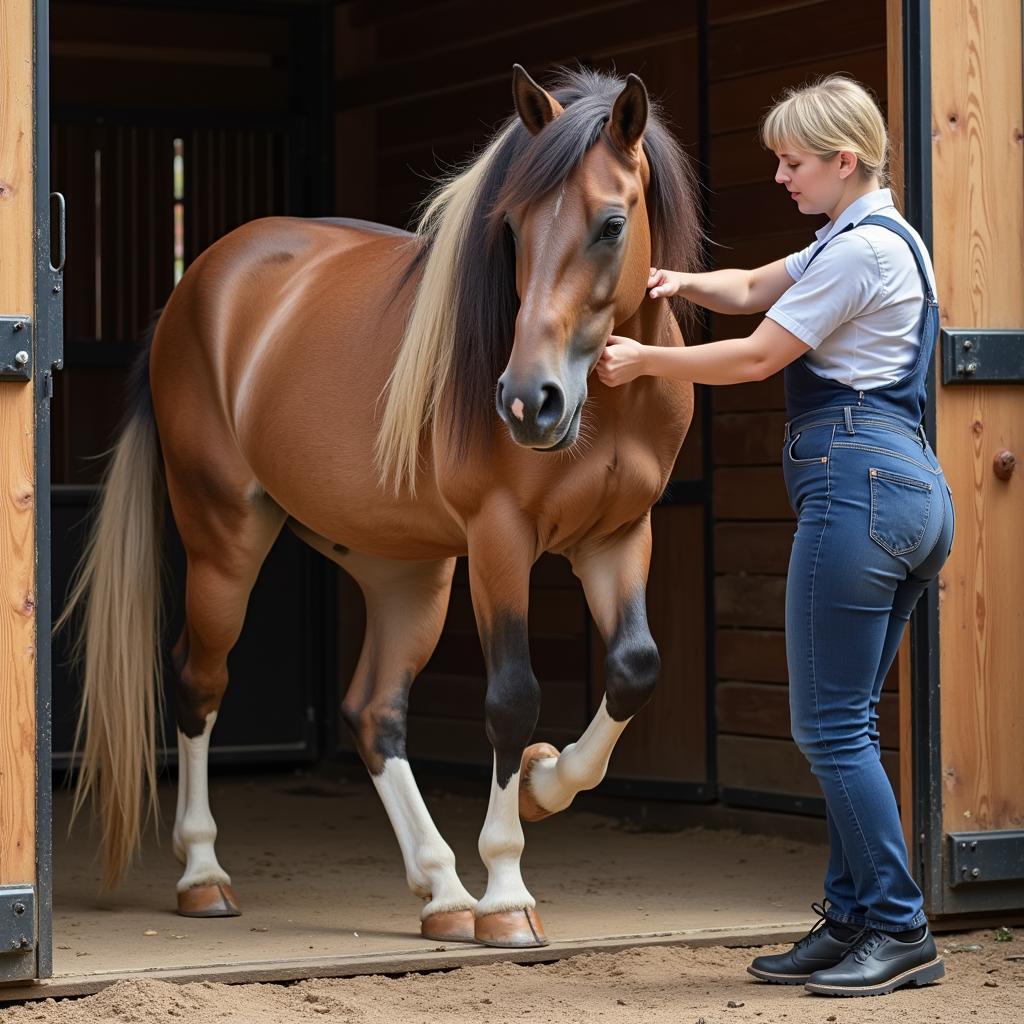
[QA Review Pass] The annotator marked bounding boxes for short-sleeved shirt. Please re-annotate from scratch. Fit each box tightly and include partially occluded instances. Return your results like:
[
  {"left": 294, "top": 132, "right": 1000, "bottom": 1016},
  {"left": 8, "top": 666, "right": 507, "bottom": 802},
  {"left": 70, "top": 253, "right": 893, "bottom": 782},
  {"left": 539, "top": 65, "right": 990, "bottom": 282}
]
[{"left": 765, "top": 188, "right": 938, "bottom": 391}]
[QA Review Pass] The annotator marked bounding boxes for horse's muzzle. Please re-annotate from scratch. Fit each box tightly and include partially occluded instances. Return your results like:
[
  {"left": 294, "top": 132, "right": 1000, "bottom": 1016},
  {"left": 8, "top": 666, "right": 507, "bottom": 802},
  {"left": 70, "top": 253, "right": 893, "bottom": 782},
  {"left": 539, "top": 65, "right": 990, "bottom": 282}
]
[{"left": 496, "top": 373, "right": 569, "bottom": 448}]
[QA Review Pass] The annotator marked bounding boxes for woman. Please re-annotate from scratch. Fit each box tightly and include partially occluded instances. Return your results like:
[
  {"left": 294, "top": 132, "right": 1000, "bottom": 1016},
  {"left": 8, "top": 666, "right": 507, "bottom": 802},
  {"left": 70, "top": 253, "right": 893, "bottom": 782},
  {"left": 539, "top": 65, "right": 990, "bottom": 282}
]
[{"left": 598, "top": 75, "right": 953, "bottom": 998}]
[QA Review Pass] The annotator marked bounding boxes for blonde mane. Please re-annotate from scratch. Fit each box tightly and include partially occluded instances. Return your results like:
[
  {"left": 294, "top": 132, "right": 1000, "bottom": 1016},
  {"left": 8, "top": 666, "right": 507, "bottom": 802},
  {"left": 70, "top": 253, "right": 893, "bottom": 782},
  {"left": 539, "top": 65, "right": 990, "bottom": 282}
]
[{"left": 374, "top": 123, "right": 516, "bottom": 496}]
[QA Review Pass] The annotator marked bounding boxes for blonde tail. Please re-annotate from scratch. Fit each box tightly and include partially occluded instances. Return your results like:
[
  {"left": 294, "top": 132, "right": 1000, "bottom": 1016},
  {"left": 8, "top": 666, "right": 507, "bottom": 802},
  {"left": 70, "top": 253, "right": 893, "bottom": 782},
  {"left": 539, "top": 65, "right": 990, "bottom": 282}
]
[{"left": 57, "top": 406, "right": 166, "bottom": 888}]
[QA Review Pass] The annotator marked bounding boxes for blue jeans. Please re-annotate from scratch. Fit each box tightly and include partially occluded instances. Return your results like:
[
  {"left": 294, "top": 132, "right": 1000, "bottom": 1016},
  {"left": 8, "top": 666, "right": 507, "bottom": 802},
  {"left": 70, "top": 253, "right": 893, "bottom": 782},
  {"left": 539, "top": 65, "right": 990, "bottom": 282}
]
[{"left": 782, "top": 407, "right": 954, "bottom": 933}]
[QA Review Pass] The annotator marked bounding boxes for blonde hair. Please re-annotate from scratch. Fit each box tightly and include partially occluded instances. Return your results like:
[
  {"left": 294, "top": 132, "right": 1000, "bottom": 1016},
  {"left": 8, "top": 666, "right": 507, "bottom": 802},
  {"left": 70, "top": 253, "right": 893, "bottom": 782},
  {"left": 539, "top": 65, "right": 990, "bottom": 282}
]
[{"left": 761, "top": 75, "right": 888, "bottom": 184}]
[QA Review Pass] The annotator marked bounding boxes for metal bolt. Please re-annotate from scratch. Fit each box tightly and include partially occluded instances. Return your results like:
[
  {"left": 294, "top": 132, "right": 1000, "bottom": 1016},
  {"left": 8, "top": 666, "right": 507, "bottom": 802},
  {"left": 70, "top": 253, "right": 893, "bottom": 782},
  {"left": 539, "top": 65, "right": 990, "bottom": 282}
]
[
  {"left": 964, "top": 362, "right": 978, "bottom": 375},
  {"left": 970, "top": 841, "right": 978, "bottom": 851},
  {"left": 12, "top": 902, "right": 24, "bottom": 915},
  {"left": 52, "top": 284, "right": 62, "bottom": 293},
  {"left": 971, "top": 867, "right": 981, "bottom": 878},
  {"left": 962, "top": 339, "right": 974, "bottom": 350},
  {"left": 14, "top": 351, "right": 28, "bottom": 366},
  {"left": 13, "top": 321, "right": 24, "bottom": 332}
]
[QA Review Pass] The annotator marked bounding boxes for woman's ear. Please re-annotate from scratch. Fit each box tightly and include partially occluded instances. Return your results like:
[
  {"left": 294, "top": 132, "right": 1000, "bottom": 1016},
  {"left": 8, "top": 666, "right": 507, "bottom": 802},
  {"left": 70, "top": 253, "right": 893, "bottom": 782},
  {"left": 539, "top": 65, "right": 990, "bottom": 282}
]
[{"left": 837, "top": 150, "right": 860, "bottom": 180}]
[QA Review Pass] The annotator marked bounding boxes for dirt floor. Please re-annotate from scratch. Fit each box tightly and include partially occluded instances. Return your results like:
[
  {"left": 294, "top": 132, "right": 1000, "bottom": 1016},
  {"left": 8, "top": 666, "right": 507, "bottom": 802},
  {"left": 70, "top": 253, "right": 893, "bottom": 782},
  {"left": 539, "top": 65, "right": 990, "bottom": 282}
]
[
  {"left": 1, "top": 927, "right": 1020, "bottom": 1023},
  {"left": 2, "top": 772, "right": 1020, "bottom": 1021}
]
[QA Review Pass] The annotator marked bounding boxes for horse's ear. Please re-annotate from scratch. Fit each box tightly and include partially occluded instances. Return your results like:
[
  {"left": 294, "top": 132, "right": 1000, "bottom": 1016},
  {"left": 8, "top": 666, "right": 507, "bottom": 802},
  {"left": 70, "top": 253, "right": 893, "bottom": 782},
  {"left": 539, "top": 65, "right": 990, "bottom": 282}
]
[
  {"left": 512, "top": 64, "right": 563, "bottom": 136},
  {"left": 608, "top": 73, "right": 649, "bottom": 154}
]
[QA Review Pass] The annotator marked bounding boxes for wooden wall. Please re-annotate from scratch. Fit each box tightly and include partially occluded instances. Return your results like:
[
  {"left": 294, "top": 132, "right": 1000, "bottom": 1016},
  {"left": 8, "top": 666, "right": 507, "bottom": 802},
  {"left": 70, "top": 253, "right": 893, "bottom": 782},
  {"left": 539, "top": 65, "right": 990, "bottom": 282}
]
[{"left": 703, "top": 0, "right": 899, "bottom": 807}]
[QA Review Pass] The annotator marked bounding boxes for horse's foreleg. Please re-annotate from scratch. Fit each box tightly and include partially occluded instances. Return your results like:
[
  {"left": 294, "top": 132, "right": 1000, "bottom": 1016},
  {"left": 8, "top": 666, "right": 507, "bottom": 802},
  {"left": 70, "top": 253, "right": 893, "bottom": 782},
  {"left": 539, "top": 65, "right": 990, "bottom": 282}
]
[
  {"left": 467, "top": 514, "right": 546, "bottom": 947},
  {"left": 332, "top": 549, "right": 477, "bottom": 942},
  {"left": 520, "top": 515, "right": 658, "bottom": 821}
]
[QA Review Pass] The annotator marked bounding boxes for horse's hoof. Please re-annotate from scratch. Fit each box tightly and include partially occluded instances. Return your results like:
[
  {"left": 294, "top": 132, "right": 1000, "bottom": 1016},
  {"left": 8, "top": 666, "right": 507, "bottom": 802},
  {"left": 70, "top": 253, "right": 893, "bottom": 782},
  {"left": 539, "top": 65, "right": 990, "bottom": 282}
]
[
  {"left": 421, "top": 909, "right": 477, "bottom": 943},
  {"left": 177, "top": 882, "right": 241, "bottom": 918},
  {"left": 519, "top": 742, "right": 560, "bottom": 822},
  {"left": 474, "top": 907, "right": 548, "bottom": 948}
]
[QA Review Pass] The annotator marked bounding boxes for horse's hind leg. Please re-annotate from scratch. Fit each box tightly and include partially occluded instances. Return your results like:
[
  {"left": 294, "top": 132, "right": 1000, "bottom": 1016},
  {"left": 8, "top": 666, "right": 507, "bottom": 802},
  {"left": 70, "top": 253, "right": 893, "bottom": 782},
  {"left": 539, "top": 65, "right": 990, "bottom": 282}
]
[
  {"left": 519, "top": 516, "right": 659, "bottom": 821},
  {"left": 168, "top": 476, "right": 286, "bottom": 917},
  {"left": 291, "top": 530, "right": 477, "bottom": 941}
]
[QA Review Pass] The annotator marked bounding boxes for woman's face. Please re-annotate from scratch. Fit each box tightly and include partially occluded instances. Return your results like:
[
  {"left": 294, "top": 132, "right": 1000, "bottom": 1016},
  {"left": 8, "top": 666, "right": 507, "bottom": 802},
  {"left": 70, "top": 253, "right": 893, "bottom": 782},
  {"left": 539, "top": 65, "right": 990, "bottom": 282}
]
[{"left": 773, "top": 144, "right": 847, "bottom": 216}]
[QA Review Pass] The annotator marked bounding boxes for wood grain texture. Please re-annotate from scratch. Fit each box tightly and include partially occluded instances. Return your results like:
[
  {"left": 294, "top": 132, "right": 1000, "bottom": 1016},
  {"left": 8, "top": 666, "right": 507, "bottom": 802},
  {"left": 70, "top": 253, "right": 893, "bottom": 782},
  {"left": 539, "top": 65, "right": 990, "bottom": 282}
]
[
  {"left": 0, "top": 0, "right": 37, "bottom": 884},
  {"left": 931, "top": 0, "right": 1024, "bottom": 833}
]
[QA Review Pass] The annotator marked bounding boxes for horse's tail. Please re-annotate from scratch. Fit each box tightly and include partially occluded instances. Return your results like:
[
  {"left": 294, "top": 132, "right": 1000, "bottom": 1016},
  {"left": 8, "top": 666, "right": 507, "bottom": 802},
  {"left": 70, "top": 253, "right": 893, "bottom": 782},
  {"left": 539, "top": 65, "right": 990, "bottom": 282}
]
[{"left": 57, "top": 328, "right": 166, "bottom": 888}]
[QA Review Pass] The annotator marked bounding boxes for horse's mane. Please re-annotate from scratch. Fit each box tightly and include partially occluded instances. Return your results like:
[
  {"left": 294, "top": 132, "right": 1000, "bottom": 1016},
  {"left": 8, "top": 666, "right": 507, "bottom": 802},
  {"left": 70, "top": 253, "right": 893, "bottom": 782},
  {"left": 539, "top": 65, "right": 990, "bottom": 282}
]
[{"left": 374, "top": 67, "right": 702, "bottom": 496}]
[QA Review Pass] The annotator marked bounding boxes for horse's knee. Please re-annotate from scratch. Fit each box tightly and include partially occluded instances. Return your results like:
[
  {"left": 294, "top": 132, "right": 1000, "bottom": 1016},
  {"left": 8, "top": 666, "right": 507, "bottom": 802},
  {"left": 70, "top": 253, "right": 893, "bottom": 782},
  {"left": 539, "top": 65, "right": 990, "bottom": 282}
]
[
  {"left": 485, "top": 667, "right": 541, "bottom": 753},
  {"left": 604, "top": 637, "right": 660, "bottom": 721},
  {"left": 342, "top": 692, "right": 409, "bottom": 774}
]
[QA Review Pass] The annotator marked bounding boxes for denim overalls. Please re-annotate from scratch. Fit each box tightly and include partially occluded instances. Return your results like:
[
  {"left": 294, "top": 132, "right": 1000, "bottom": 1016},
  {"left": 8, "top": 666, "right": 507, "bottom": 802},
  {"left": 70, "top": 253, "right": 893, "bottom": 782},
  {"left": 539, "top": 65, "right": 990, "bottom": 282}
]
[{"left": 782, "top": 215, "right": 955, "bottom": 932}]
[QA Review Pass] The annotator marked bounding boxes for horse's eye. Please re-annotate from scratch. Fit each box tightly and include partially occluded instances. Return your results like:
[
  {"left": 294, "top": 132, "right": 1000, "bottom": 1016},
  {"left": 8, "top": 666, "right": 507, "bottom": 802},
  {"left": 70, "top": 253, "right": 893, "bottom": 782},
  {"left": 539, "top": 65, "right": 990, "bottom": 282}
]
[{"left": 600, "top": 217, "right": 626, "bottom": 240}]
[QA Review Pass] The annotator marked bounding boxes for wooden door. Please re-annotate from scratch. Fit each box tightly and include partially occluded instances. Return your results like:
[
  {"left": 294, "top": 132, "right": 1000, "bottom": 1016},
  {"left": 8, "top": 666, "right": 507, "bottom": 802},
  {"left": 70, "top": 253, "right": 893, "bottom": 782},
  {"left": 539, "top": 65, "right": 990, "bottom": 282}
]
[
  {"left": 897, "top": 0, "right": 1024, "bottom": 919},
  {"left": 1, "top": 0, "right": 58, "bottom": 984}
]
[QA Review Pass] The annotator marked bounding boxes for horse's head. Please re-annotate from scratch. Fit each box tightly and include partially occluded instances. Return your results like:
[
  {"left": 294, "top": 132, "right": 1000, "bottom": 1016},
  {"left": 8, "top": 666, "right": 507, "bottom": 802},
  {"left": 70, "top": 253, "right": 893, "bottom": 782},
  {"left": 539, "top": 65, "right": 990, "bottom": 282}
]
[
  {"left": 375, "top": 67, "right": 698, "bottom": 495},
  {"left": 494, "top": 66, "right": 655, "bottom": 450}
]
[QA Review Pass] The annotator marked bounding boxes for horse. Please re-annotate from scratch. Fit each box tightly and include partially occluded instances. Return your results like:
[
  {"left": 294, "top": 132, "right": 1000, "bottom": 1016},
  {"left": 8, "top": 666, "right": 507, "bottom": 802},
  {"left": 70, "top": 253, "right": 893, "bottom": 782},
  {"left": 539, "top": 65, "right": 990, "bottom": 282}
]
[{"left": 62, "top": 65, "right": 700, "bottom": 949}]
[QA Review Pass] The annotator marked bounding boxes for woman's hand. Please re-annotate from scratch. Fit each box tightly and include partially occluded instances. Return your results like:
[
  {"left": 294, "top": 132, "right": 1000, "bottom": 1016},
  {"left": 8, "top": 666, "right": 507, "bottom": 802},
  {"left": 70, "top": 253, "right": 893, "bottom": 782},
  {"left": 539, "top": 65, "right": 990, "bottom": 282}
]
[
  {"left": 597, "top": 334, "right": 647, "bottom": 387},
  {"left": 648, "top": 266, "right": 686, "bottom": 300}
]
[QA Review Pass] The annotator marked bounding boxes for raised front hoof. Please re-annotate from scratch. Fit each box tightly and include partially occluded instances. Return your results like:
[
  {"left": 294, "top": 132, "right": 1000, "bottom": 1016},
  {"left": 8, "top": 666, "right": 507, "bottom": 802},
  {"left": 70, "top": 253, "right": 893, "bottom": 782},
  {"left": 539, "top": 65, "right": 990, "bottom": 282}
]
[
  {"left": 474, "top": 907, "right": 548, "bottom": 948},
  {"left": 420, "top": 909, "right": 477, "bottom": 944},
  {"left": 177, "top": 882, "right": 241, "bottom": 918},
  {"left": 519, "top": 742, "right": 560, "bottom": 822}
]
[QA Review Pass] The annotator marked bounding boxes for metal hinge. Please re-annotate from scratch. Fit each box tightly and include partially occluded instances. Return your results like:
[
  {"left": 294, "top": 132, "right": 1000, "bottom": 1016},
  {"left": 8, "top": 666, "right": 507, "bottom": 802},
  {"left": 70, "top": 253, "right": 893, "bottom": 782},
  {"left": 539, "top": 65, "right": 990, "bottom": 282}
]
[
  {"left": 0, "top": 317, "right": 33, "bottom": 382},
  {"left": 941, "top": 329, "right": 1024, "bottom": 385},
  {"left": 948, "top": 830, "right": 1024, "bottom": 887},
  {"left": 0, "top": 885, "right": 36, "bottom": 982}
]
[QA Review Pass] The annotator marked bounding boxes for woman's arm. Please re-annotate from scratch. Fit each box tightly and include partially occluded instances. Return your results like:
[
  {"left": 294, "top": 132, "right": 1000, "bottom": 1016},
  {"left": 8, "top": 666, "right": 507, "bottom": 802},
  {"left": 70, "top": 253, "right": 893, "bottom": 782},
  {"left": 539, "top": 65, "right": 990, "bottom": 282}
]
[
  {"left": 650, "top": 258, "right": 794, "bottom": 315},
  {"left": 597, "top": 317, "right": 810, "bottom": 388}
]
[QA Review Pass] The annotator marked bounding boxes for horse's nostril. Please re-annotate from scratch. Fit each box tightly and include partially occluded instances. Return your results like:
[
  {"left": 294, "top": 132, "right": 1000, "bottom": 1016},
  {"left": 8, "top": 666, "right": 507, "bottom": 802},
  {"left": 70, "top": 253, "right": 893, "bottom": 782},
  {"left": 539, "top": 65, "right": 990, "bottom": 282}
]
[{"left": 537, "top": 383, "right": 565, "bottom": 430}]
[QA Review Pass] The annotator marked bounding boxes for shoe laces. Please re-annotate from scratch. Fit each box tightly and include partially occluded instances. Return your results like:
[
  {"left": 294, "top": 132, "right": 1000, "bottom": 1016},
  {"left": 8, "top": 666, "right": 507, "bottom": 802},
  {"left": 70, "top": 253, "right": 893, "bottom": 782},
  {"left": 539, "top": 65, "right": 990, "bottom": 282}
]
[
  {"left": 849, "top": 928, "right": 883, "bottom": 963},
  {"left": 794, "top": 902, "right": 830, "bottom": 949}
]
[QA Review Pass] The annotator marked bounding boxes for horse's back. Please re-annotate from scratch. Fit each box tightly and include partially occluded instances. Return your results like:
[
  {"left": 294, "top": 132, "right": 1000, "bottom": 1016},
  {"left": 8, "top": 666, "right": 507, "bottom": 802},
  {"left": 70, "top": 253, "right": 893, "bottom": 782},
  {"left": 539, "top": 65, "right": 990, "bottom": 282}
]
[{"left": 149, "top": 215, "right": 464, "bottom": 557}]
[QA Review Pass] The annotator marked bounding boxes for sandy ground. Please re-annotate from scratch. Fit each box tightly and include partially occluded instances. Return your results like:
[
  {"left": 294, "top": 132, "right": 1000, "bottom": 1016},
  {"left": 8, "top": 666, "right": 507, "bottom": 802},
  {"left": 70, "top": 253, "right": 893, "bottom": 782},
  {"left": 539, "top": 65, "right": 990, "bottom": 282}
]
[{"left": 1, "top": 928, "right": 1020, "bottom": 1024}]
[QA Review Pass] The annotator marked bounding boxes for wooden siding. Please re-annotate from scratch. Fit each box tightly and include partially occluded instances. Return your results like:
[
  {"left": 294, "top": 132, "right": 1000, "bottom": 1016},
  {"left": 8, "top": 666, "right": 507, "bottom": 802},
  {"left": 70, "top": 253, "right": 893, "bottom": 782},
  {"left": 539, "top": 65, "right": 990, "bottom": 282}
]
[{"left": 705, "top": 0, "right": 896, "bottom": 805}]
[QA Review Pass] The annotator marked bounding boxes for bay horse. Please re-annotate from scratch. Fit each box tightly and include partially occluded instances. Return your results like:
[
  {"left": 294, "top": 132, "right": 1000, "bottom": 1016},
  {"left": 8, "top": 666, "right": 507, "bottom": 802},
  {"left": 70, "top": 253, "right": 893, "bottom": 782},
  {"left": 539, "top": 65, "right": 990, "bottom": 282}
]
[{"left": 63, "top": 66, "right": 700, "bottom": 948}]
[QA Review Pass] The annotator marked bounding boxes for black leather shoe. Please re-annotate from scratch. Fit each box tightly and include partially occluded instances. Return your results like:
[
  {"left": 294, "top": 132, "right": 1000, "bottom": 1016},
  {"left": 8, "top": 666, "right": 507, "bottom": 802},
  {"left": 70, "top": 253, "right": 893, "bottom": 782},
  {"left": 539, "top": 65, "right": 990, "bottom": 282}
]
[
  {"left": 804, "top": 928, "right": 945, "bottom": 997},
  {"left": 748, "top": 903, "right": 859, "bottom": 984}
]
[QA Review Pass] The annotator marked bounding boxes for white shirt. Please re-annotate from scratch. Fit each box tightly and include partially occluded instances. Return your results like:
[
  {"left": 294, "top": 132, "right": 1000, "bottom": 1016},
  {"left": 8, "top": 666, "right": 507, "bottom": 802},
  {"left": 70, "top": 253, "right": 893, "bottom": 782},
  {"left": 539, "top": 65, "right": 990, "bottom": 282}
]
[{"left": 765, "top": 188, "right": 938, "bottom": 390}]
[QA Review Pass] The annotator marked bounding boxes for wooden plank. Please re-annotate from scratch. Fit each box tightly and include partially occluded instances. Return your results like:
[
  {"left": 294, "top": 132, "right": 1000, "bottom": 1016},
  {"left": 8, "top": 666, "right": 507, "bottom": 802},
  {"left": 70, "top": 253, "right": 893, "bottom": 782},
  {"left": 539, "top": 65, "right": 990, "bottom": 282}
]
[
  {"left": 715, "top": 522, "right": 793, "bottom": 575},
  {"left": 931, "top": 0, "right": 1024, "bottom": 834},
  {"left": 717, "top": 681, "right": 900, "bottom": 748},
  {"left": 713, "top": 376, "right": 786, "bottom": 413},
  {"left": 708, "top": 231, "right": 812, "bottom": 273},
  {"left": 335, "top": 6, "right": 698, "bottom": 111},
  {"left": 52, "top": 4, "right": 290, "bottom": 54},
  {"left": 708, "top": 0, "right": 885, "bottom": 82},
  {"left": 716, "top": 628, "right": 788, "bottom": 683},
  {"left": 596, "top": 505, "right": 707, "bottom": 781},
  {"left": 719, "top": 735, "right": 899, "bottom": 797},
  {"left": 376, "top": 0, "right": 632, "bottom": 62},
  {"left": 409, "top": 673, "right": 587, "bottom": 731},
  {"left": 713, "top": 467, "right": 793, "bottom": 520},
  {"left": 709, "top": 48, "right": 886, "bottom": 134},
  {"left": 710, "top": 180, "right": 809, "bottom": 241},
  {"left": 714, "top": 410, "right": 787, "bottom": 466},
  {"left": 716, "top": 574, "right": 787, "bottom": 629},
  {"left": 0, "top": 0, "right": 37, "bottom": 885}
]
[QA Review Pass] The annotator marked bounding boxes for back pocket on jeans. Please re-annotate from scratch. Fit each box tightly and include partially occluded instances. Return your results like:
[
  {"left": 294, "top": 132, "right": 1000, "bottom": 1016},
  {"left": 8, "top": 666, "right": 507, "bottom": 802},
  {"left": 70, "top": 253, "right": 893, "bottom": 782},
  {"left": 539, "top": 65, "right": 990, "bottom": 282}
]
[{"left": 869, "top": 467, "right": 933, "bottom": 556}]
